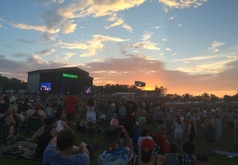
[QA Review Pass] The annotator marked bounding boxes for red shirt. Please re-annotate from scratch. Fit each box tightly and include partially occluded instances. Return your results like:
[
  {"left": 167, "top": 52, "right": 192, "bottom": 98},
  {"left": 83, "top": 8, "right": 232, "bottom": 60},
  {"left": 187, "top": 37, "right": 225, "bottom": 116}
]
[
  {"left": 64, "top": 95, "right": 78, "bottom": 113},
  {"left": 153, "top": 132, "right": 166, "bottom": 151}
]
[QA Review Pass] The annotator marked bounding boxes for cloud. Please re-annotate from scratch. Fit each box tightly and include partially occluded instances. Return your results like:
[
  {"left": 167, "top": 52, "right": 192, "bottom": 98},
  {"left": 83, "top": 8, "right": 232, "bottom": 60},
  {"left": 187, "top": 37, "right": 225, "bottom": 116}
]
[
  {"left": 17, "top": 39, "right": 35, "bottom": 44},
  {"left": 42, "top": 32, "right": 58, "bottom": 40},
  {"left": 122, "top": 24, "right": 133, "bottom": 33},
  {"left": 0, "top": 54, "right": 67, "bottom": 81},
  {"left": 71, "top": 0, "right": 145, "bottom": 17},
  {"left": 129, "top": 32, "right": 160, "bottom": 50},
  {"left": 105, "top": 13, "right": 123, "bottom": 27},
  {"left": 104, "top": 13, "right": 133, "bottom": 33},
  {"left": 60, "top": 21, "right": 77, "bottom": 34},
  {"left": 35, "top": 48, "right": 56, "bottom": 56},
  {"left": 208, "top": 40, "right": 225, "bottom": 53},
  {"left": 80, "top": 54, "right": 238, "bottom": 96},
  {"left": 11, "top": 23, "right": 46, "bottom": 32},
  {"left": 82, "top": 55, "right": 165, "bottom": 85},
  {"left": 56, "top": 35, "right": 128, "bottom": 57},
  {"left": 1, "top": 53, "right": 238, "bottom": 96},
  {"left": 64, "top": 52, "right": 77, "bottom": 60},
  {"left": 173, "top": 54, "right": 225, "bottom": 62},
  {"left": 130, "top": 41, "right": 160, "bottom": 50},
  {"left": 8, "top": 1, "right": 143, "bottom": 39},
  {"left": 166, "top": 48, "right": 172, "bottom": 52},
  {"left": 42, "top": 0, "right": 144, "bottom": 38},
  {"left": 168, "top": 15, "right": 177, "bottom": 20},
  {"left": 175, "top": 54, "right": 238, "bottom": 74},
  {"left": 159, "top": 0, "right": 207, "bottom": 11},
  {"left": 32, "top": 0, "right": 65, "bottom": 5},
  {"left": 12, "top": 53, "right": 31, "bottom": 58},
  {"left": 141, "top": 32, "right": 152, "bottom": 41},
  {"left": 155, "top": 26, "right": 162, "bottom": 29},
  {"left": 10, "top": 22, "right": 60, "bottom": 40}
]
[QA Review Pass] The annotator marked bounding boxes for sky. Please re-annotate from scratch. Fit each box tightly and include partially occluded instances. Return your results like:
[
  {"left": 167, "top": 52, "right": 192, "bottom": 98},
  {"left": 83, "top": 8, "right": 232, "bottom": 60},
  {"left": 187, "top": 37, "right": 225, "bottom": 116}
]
[{"left": 0, "top": 0, "right": 238, "bottom": 97}]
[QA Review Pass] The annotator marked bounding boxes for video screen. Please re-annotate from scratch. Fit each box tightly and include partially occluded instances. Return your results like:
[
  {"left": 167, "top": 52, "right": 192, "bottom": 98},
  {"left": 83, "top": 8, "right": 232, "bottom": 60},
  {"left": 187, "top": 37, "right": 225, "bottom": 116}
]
[
  {"left": 84, "top": 86, "right": 91, "bottom": 94},
  {"left": 40, "top": 82, "right": 51, "bottom": 91}
]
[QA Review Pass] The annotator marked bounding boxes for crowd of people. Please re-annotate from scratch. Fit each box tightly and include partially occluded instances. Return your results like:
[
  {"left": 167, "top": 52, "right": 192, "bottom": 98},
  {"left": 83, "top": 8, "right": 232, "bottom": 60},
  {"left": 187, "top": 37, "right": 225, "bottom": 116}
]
[{"left": 0, "top": 91, "right": 238, "bottom": 165}]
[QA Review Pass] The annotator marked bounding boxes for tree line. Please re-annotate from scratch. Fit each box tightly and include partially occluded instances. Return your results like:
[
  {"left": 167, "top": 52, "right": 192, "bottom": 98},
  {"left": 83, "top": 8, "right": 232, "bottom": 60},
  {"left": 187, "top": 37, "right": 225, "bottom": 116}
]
[{"left": 0, "top": 74, "right": 237, "bottom": 102}]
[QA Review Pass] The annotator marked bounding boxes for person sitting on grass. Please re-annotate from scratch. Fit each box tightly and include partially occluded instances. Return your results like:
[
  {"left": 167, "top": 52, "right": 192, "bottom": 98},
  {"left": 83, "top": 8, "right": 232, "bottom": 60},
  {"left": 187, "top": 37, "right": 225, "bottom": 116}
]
[
  {"left": 9, "top": 104, "right": 25, "bottom": 134},
  {"left": 55, "top": 112, "right": 69, "bottom": 132},
  {"left": 195, "top": 154, "right": 210, "bottom": 165},
  {"left": 134, "top": 138, "right": 165, "bottom": 165},
  {"left": 181, "top": 142, "right": 196, "bottom": 165},
  {"left": 0, "top": 102, "right": 16, "bottom": 143},
  {"left": 77, "top": 114, "right": 87, "bottom": 133},
  {"left": 31, "top": 117, "right": 58, "bottom": 160},
  {"left": 27, "top": 101, "right": 46, "bottom": 122},
  {"left": 43, "top": 128, "right": 89, "bottom": 165},
  {"left": 163, "top": 143, "right": 181, "bottom": 165},
  {"left": 97, "top": 125, "right": 134, "bottom": 165}
]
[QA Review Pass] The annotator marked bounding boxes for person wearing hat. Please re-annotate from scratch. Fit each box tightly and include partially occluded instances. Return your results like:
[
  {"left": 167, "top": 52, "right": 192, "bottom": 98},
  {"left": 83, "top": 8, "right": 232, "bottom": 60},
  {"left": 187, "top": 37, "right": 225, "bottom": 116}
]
[
  {"left": 134, "top": 138, "right": 165, "bottom": 165},
  {"left": 137, "top": 128, "right": 155, "bottom": 155},
  {"left": 97, "top": 125, "right": 134, "bottom": 165}
]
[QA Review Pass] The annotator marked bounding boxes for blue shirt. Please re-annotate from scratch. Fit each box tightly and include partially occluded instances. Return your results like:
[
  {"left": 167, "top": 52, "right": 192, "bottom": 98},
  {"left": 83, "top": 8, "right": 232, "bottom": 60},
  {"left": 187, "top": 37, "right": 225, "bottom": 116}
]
[
  {"left": 97, "top": 146, "right": 134, "bottom": 165},
  {"left": 43, "top": 144, "right": 90, "bottom": 165}
]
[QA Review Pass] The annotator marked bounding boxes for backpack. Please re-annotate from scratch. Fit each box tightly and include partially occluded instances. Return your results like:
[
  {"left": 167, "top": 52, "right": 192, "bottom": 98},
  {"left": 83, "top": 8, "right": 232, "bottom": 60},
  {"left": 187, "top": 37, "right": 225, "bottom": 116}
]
[{"left": 118, "top": 105, "right": 127, "bottom": 118}]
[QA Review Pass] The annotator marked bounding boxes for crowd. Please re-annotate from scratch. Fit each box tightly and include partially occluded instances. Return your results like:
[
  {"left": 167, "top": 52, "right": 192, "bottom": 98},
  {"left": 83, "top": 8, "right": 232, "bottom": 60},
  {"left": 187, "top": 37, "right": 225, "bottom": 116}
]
[{"left": 0, "top": 91, "right": 238, "bottom": 165}]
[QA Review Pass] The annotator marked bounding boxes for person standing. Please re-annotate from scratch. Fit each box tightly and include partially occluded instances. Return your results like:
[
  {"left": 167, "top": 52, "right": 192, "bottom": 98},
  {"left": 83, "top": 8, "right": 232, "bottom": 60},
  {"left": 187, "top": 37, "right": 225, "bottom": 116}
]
[
  {"left": 184, "top": 116, "right": 196, "bottom": 143},
  {"left": 64, "top": 90, "right": 78, "bottom": 127},
  {"left": 126, "top": 95, "right": 137, "bottom": 129},
  {"left": 233, "top": 117, "right": 238, "bottom": 147},
  {"left": 173, "top": 115, "right": 184, "bottom": 152},
  {"left": 213, "top": 113, "right": 222, "bottom": 150},
  {"left": 116, "top": 96, "right": 134, "bottom": 139},
  {"left": 86, "top": 97, "right": 96, "bottom": 137},
  {"left": 202, "top": 115, "right": 215, "bottom": 155}
]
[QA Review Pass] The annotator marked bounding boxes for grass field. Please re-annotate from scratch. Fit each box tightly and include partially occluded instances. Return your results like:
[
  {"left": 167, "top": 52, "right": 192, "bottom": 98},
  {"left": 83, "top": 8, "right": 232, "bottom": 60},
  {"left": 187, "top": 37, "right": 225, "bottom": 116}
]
[{"left": 0, "top": 121, "right": 238, "bottom": 165}]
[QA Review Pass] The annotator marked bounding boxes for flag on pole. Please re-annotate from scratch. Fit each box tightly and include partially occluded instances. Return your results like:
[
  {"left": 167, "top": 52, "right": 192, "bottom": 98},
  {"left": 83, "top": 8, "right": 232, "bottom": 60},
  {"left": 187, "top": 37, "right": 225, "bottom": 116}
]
[{"left": 135, "top": 81, "right": 146, "bottom": 87}]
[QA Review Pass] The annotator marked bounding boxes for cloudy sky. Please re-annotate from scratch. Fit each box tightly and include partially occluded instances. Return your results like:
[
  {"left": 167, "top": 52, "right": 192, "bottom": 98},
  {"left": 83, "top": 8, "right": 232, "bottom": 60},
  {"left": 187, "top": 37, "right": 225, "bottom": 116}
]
[{"left": 0, "top": 0, "right": 238, "bottom": 97}]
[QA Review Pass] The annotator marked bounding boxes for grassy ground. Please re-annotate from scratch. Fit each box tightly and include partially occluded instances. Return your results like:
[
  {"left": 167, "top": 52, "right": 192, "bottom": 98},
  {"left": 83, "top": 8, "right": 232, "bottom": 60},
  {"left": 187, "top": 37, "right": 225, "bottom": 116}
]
[{"left": 0, "top": 121, "right": 238, "bottom": 165}]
